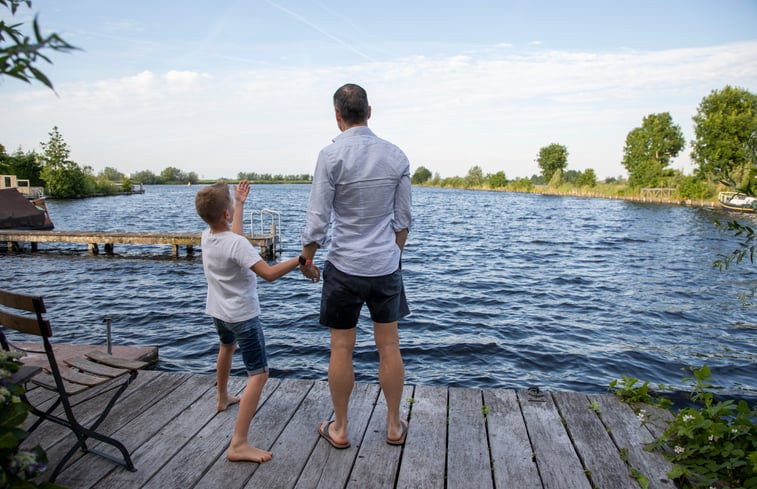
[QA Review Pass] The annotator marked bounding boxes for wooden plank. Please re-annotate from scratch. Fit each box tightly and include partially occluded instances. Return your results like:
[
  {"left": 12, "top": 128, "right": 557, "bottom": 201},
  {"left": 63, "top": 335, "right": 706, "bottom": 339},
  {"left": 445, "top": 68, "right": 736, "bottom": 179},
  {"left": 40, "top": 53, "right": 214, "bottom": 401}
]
[
  {"left": 8, "top": 364, "right": 41, "bottom": 385},
  {"left": 85, "top": 350, "right": 149, "bottom": 370},
  {"left": 631, "top": 401, "right": 674, "bottom": 440},
  {"left": 395, "top": 385, "right": 448, "bottom": 489},
  {"left": 31, "top": 371, "right": 91, "bottom": 393},
  {"left": 294, "top": 382, "right": 381, "bottom": 489},
  {"left": 23, "top": 370, "right": 166, "bottom": 447},
  {"left": 483, "top": 388, "right": 541, "bottom": 488},
  {"left": 0, "top": 309, "right": 49, "bottom": 336},
  {"left": 56, "top": 373, "right": 227, "bottom": 488},
  {"left": 594, "top": 394, "right": 675, "bottom": 489},
  {"left": 446, "top": 387, "right": 493, "bottom": 489},
  {"left": 35, "top": 371, "right": 189, "bottom": 479},
  {"left": 245, "top": 380, "right": 333, "bottom": 488},
  {"left": 346, "top": 384, "right": 413, "bottom": 489},
  {"left": 65, "top": 356, "right": 127, "bottom": 378},
  {"left": 517, "top": 389, "right": 592, "bottom": 489},
  {"left": 150, "top": 377, "right": 305, "bottom": 489},
  {"left": 553, "top": 391, "right": 639, "bottom": 489},
  {"left": 93, "top": 375, "right": 247, "bottom": 489}
]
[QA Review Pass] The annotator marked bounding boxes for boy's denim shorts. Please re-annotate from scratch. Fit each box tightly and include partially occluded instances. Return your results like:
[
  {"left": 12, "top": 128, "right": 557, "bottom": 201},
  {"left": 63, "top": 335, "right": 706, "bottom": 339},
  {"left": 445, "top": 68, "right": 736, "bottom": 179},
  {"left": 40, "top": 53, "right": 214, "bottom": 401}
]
[{"left": 213, "top": 316, "right": 268, "bottom": 375}]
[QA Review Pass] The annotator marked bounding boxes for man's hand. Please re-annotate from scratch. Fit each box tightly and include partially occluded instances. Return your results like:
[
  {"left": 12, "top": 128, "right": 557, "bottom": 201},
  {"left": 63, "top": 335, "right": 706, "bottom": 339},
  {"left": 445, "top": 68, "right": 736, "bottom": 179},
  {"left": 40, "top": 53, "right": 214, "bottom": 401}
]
[{"left": 301, "top": 264, "right": 320, "bottom": 283}]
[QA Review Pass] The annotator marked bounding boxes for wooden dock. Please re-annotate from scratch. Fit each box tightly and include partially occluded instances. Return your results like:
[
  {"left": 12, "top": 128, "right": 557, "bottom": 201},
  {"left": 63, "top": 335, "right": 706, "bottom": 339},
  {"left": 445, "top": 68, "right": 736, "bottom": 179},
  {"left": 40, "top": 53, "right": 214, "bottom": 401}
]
[
  {"left": 0, "top": 230, "right": 279, "bottom": 258},
  {"left": 21, "top": 370, "right": 676, "bottom": 489}
]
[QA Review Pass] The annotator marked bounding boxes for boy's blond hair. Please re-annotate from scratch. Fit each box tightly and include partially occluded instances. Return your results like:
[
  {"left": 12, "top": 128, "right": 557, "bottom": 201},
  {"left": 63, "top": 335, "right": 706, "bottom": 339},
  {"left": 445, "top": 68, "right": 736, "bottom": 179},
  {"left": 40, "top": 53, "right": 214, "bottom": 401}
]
[{"left": 195, "top": 182, "right": 232, "bottom": 225}]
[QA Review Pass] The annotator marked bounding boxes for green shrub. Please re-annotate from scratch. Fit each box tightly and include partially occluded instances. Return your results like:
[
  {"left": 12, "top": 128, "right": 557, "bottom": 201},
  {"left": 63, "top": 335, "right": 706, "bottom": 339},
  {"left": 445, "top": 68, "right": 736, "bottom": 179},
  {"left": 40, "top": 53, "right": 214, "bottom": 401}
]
[{"left": 612, "top": 365, "right": 757, "bottom": 488}]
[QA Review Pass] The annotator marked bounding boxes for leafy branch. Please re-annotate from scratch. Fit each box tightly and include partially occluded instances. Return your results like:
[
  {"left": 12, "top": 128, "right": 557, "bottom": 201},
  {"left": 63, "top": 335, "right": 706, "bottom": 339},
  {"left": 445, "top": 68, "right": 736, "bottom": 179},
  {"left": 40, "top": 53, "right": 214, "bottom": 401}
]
[
  {"left": 0, "top": 0, "right": 79, "bottom": 92},
  {"left": 713, "top": 219, "right": 755, "bottom": 272}
]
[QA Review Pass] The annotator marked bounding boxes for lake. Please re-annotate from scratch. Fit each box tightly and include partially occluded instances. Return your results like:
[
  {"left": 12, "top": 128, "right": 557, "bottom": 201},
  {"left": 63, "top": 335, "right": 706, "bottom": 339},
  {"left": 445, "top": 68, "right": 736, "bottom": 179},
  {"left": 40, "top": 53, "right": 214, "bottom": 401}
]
[{"left": 1, "top": 184, "right": 755, "bottom": 398}]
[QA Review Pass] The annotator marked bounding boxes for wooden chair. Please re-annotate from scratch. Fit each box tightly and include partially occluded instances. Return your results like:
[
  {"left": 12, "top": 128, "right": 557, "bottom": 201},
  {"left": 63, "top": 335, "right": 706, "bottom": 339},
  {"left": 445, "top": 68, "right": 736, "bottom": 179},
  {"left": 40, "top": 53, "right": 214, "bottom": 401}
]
[{"left": 0, "top": 288, "right": 147, "bottom": 482}]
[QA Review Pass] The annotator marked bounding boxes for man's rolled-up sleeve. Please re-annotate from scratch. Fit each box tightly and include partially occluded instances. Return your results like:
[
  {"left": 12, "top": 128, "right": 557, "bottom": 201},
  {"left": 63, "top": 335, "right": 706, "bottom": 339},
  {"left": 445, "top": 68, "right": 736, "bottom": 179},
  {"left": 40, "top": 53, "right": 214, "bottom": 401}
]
[
  {"left": 393, "top": 170, "right": 412, "bottom": 232},
  {"left": 301, "top": 152, "right": 334, "bottom": 247}
]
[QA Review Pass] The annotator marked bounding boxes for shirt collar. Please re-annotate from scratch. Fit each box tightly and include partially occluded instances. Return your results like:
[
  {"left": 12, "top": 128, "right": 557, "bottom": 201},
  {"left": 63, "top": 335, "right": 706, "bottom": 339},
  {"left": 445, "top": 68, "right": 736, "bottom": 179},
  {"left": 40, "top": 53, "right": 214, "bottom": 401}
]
[{"left": 333, "top": 125, "right": 373, "bottom": 142}]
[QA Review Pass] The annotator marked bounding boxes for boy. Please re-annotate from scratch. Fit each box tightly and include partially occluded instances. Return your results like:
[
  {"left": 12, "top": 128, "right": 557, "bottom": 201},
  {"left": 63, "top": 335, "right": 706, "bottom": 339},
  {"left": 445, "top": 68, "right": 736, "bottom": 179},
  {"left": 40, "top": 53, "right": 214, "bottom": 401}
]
[{"left": 195, "top": 180, "right": 304, "bottom": 463}]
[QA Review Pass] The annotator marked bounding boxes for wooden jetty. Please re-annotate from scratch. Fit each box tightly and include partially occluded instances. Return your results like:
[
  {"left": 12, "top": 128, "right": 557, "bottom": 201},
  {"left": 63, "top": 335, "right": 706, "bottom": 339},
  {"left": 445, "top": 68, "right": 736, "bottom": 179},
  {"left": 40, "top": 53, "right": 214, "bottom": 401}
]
[
  {"left": 0, "top": 230, "right": 279, "bottom": 258},
  {"left": 21, "top": 370, "right": 676, "bottom": 489}
]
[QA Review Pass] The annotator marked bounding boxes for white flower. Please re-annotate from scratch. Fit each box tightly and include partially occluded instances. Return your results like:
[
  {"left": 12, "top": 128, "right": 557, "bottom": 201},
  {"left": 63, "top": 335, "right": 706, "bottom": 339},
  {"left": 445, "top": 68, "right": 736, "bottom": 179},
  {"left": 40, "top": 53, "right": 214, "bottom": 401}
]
[
  {"left": 637, "top": 409, "right": 647, "bottom": 422},
  {"left": 731, "top": 428, "right": 738, "bottom": 434},
  {"left": 682, "top": 414, "right": 695, "bottom": 422},
  {"left": 674, "top": 446, "right": 685, "bottom": 454},
  {"left": 708, "top": 434, "right": 715, "bottom": 442}
]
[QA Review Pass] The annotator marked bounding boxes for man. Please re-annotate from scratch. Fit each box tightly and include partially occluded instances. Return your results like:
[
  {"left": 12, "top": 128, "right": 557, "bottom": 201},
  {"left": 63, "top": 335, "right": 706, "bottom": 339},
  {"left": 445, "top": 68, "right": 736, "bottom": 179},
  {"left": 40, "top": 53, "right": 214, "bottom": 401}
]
[{"left": 300, "top": 83, "right": 412, "bottom": 449}]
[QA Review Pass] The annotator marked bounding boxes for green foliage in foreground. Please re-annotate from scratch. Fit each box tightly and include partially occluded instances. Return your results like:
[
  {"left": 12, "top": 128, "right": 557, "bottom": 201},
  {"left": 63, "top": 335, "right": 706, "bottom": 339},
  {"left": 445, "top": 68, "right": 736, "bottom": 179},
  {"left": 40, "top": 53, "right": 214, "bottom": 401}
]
[
  {"left": 0, "top": 350, "right": 63, "bottom": 489},
  {"left": 0, "top": 0, "right": 79, "bottom": 92},
  {"left": 611, "top": 366, "right": 757, "bottom": 489},
  {"left": 713, "top": 220, "right": 755, "bottom": 272}
]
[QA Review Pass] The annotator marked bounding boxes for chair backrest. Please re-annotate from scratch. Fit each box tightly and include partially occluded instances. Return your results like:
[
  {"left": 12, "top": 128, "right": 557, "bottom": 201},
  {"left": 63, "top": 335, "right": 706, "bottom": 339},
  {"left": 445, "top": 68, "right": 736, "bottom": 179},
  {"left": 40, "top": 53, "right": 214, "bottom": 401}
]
[{"left": 0, "top": 288, "right": 52, "bottom": 338}]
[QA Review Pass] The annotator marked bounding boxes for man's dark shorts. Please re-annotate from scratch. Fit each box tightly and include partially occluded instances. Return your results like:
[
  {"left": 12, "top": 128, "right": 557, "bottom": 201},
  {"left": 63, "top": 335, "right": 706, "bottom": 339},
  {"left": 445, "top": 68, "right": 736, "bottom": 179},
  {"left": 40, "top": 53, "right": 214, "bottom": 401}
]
[{"left": 320, "top": 261, "right": 410, "bottom": 330}]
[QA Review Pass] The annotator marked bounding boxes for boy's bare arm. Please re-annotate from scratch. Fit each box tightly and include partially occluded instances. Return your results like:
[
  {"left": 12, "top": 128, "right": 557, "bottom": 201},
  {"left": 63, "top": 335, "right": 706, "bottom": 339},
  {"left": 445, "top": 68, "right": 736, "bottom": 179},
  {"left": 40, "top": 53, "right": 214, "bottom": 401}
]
[
  {"left": 232, "top": 181, "right": 250, "bottom": 235},
  {"left": 251, "top": 256, "right": 300, "bottom": 282}
]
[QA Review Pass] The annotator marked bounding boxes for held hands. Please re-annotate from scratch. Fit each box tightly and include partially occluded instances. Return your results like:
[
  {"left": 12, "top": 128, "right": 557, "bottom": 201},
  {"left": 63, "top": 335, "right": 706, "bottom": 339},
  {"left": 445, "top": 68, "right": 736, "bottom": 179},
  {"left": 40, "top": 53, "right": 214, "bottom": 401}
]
[{"left": 301, "top": 263, "right": 320, "bottom": 283}]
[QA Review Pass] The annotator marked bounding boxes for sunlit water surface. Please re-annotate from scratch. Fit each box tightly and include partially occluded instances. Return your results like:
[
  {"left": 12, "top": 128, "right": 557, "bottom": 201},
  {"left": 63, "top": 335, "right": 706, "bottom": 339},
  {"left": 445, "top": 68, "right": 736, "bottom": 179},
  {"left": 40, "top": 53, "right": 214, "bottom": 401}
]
[{"left": 2, "top": 185, "right": 755, "bottom": 397}]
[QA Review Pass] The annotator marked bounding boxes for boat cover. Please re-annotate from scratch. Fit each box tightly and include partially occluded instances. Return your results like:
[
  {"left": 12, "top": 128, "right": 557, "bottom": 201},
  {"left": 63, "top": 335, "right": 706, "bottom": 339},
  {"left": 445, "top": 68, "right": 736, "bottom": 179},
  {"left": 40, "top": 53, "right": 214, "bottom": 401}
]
[{"left": 0, "top": 188, "right": 54, "bottom": 230}]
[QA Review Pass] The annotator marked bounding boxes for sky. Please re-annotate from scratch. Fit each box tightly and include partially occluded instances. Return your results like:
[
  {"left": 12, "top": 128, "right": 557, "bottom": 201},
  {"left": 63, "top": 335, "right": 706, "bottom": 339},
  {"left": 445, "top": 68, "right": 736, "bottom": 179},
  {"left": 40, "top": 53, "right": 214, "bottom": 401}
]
[{"left": 1, "top": 1, "right": 756, "bottom": 181}]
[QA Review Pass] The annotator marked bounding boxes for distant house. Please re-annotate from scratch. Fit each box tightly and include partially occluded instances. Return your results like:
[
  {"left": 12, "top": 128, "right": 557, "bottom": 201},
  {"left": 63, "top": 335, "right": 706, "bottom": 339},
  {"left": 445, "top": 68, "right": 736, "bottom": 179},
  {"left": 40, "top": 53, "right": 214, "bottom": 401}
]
[{"left": 0, "top": 174, "right": 45, "bottom": 199}]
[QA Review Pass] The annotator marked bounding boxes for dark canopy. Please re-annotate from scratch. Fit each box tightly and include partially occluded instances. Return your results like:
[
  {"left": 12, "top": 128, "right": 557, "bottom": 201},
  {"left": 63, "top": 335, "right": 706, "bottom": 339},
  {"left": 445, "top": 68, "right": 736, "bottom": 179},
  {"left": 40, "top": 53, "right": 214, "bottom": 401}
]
[{"left": 0, "top": 188, "right": 54, "bottom": 230}]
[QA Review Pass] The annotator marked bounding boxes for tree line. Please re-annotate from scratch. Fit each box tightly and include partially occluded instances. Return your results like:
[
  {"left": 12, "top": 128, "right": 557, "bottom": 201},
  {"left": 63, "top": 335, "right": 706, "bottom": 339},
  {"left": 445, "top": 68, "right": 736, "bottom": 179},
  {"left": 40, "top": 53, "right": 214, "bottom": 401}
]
[
  {"left": 412, "top": 85, "right": 756, "bottom": 202},
  {"left": 0, "top": 127, "right": 314, "bottom": 198}
]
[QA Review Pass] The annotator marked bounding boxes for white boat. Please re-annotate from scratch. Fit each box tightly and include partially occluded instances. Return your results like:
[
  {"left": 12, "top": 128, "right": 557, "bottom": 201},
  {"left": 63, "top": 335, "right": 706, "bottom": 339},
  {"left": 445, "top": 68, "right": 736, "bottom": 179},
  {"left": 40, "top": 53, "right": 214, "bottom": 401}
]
[{"left": 718, "top": 191, "right": 757, "bottom": 212}]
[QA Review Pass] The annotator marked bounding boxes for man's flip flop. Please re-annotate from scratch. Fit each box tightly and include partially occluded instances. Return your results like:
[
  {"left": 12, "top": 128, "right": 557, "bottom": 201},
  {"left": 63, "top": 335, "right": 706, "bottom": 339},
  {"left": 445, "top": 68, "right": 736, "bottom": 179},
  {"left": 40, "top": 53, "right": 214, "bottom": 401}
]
[
  {"left": 527, "top": 386, "right": 546, "bottom": 402},
  {"left": 387, "top": 419, "right": 408, "bottom": 446},
  {"left": 318, "top": 420, "right": 350, "bottom": 449}
]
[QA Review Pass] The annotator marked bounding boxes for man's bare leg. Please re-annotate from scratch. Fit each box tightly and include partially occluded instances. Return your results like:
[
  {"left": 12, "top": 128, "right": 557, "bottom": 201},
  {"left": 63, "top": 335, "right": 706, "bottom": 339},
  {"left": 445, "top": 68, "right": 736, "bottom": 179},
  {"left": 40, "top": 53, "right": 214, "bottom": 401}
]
[
  {"left": 325, "top": 328, "right": 356, "bottom": 447},
  {"left": 374, "top": 321, "right": 405, "bottom": 441}
]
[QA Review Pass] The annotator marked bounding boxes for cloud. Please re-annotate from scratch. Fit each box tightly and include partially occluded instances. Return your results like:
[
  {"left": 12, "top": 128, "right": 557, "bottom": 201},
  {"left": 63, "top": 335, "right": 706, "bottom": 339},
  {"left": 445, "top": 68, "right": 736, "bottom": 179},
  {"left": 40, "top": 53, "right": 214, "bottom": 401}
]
[{"left": 1, "top": 41, "right": 755, "bottom": 179}]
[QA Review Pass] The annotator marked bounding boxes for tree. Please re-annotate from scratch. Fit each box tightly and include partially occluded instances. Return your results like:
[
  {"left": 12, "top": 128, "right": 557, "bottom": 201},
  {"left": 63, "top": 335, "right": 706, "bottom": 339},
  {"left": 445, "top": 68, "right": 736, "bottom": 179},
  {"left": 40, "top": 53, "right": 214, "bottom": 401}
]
[
  {"left": 691, "top": 85, "right": 757, "bottom": 190},
  {"left": 0, "top": 147, "right": 43, "bottom": 185},
  {"left": 99, "top": 166, "right": 124, "bottom": 181},
  {"left": 39, "top": 126, "right": 69, "bottom": 169},
  {"left": 160, "top": 166, "right": 185, "bottom": 183},
  {"left": 536, "top": 143, "right": 568, "bottom": 182},
  {"left": 411, "top": 166, "right": 432, "bottom": 184},
  {"left": 132, "top": 169, "right": 159, "bottom": 184},
  {"left": 487, "top": 171, "right": 507, "bottom": 188},
  {"left": 576, "top": 168, "right": 597, "bottom": 187},
  {"left": 622, "top": 112, "right": 685, "bottom": 188},
  {"left": 39, "top": 126, "right": 86, "bottom": 197},
  {"left": 465, "top": 165, "right": 484, "bottom": 188},
  {"left": 563, "top": 169, "right": 580, "bottom": 184},
  {"left": 0, "top": 0, "right": 79, "bottom": 91}
]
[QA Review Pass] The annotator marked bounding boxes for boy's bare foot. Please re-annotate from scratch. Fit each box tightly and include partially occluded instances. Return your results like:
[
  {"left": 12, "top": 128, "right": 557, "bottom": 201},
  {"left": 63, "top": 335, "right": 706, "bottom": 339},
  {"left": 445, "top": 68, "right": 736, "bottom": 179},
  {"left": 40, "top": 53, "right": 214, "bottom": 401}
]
[
  {"left": 217, "top": 395, "right": 241, "bottom": 413},
  {"left": 226, "top": 444, "right": 273, "bottom": 463}
]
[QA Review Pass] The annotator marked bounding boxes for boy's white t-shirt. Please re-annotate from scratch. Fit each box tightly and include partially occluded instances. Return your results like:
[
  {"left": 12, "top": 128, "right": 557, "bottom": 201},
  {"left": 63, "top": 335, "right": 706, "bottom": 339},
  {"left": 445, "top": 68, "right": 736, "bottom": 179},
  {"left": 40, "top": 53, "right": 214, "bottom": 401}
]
[{"left": 201, "top": 228, "right": 263, "bottom": 323}]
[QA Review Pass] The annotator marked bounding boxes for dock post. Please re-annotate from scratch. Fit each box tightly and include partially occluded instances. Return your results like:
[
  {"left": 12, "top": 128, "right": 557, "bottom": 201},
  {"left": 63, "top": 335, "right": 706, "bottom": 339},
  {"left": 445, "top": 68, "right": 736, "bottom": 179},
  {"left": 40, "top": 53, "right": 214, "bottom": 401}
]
[
  {"left": 105, "top": 243, "right": 114, "bottom": 255},
  {"left": 88, "top": 243, "right": 99, "bottom": 255},
  {"left": 172, "top": 244, "right": 179, "bottom": 257}
]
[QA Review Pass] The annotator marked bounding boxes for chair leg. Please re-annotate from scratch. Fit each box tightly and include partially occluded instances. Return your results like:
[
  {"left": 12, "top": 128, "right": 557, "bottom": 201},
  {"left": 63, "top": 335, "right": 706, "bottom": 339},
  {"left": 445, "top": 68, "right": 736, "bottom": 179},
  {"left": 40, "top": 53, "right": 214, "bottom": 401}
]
[{"left": 32, "top": 371, "right": 140, "bottom": 481}]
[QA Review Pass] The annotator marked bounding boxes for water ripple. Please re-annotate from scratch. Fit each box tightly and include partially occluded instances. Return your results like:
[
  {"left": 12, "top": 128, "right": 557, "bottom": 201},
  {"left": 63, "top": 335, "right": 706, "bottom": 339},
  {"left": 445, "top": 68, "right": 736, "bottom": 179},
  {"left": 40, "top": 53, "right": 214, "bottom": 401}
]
[{"left": 1, "top": 185, "right": 755, "bottom": 397}]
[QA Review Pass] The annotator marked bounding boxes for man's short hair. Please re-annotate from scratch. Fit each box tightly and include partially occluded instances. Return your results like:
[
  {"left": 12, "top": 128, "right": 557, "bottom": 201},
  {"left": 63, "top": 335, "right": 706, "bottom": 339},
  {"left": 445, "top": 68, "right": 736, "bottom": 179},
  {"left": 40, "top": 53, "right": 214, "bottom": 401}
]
[
  {"left": 333, "top": 83, "right": 369, "bottom": 125},
  {"left": 195, "top": 182, "right": 231, "bottom": 225}
]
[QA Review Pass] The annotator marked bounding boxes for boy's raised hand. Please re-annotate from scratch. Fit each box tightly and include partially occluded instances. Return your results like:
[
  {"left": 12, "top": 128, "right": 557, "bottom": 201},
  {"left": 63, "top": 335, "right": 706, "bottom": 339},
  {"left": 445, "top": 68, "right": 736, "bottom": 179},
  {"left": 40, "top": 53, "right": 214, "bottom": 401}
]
[{"left": 234, "top": 180, "right": 250, "bottom": 205}]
